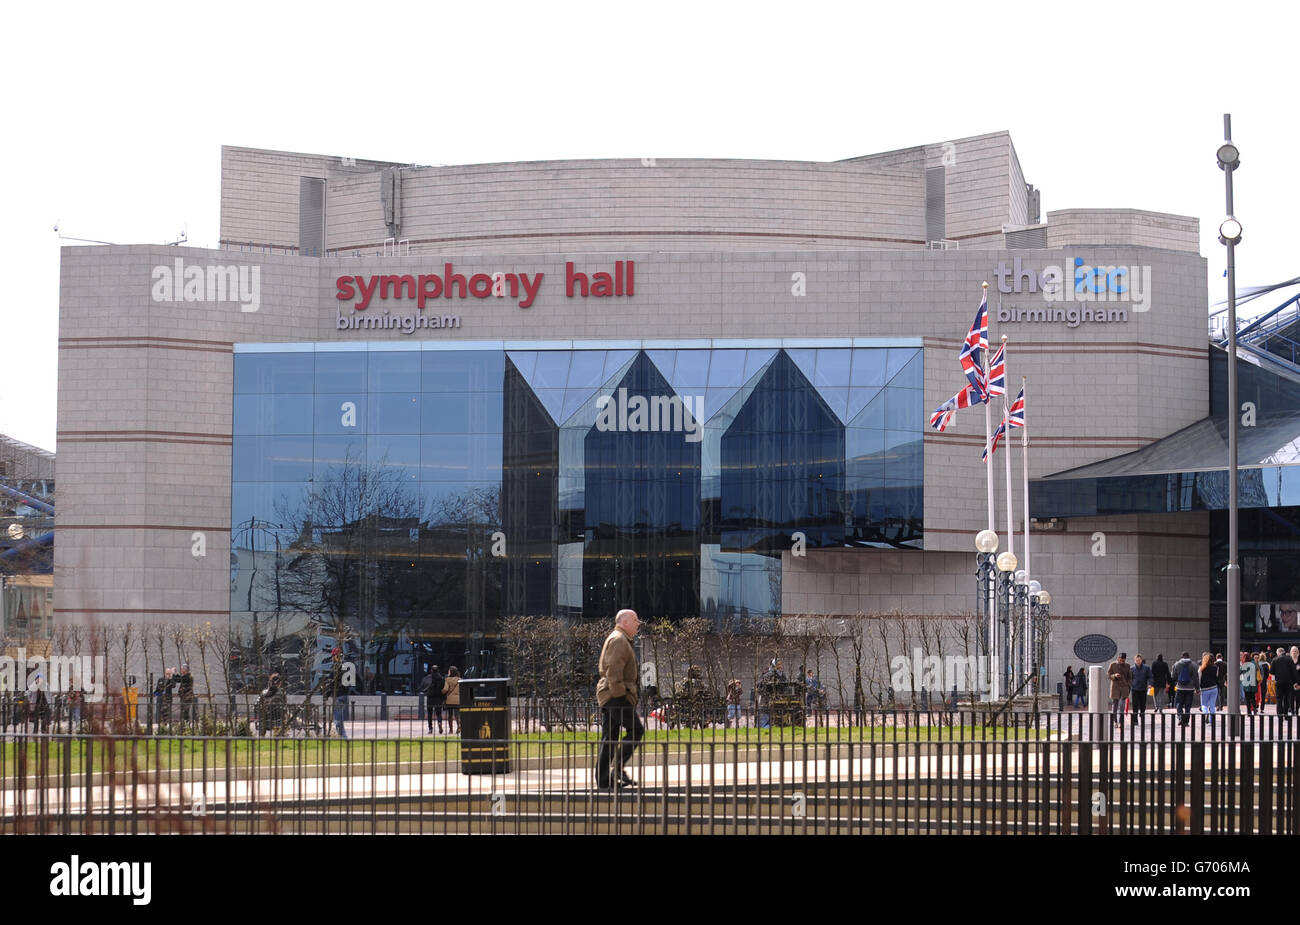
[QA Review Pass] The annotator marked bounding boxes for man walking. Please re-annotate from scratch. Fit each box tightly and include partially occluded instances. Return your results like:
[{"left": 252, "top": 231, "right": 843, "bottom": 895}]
[
  {"left": 1271, "top": 647, "right": 1297, "bottom": 715},
  {"left": 595, "top": 609, "right": 644, "bottom": 790},
  {"left": 1107, "top": 653, "right": 1132, "bottom": 727},
  {"left": 1240, "top": 652, "right": 1258, "bottom": 716},
  {"left": 1129, "top": 654, "right": 1152, "bottom": 729},
  {"left": 1171, "top": 651, "right": 1198, "bottom": 728},
  {"left": 1151, "top": 655, "right": 1170, "bottom": 711}
]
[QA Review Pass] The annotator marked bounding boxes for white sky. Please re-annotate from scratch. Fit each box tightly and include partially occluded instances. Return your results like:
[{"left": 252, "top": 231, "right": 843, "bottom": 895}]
[{"left": 2, "top": 0, "right": 1296, "bottom": 453}]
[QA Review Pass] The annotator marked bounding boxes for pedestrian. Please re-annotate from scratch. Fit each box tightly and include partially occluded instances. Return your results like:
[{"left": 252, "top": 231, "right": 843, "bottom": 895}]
[
  {"left": 328, "top": 647, "right": 351, "bottom": 739},
  {"left": 1270, "top": 647, "right": 1296, "bottom": 715},
  {"left": 1257, "top": 652, "right": 1271, "bottom": 709},
  {"left": 420, "top": 664, "right": 446, "bottom": 734},
  {"left": 1214, "top": 653, "right": 1227, "bottom": 710},
  {"left": 28, "top": 672, "right": 51, "bottom": 733},
  {"left": 176, "top": 664, "right": 197, "bottom": 726},
  {"left": 1240, "top": 652, "right": 1258, "bottom": 716},
  {"left": 1063, "top": 667, "right": 1075, "bottom": 705},
  {"left": 1129, "top": 654, "right": 1152, "bottom": 728},
  {"left": 155, "top": 668, "right": 175, "bottom": 726},
  {"left": 1198, "top": 652, "right": 1219, "bottom": 721},
  {"left": 441, "top": 666, "right": 461, "bottom": 733},
  {"left": 1072, "top": 670, "right": 1087, "bottom": 708},
  {"left": 1150, "top": 655, "right": 1169, "bottom": 711},
  {"left": 804, "top": 669, "right": 822, "bottom": 712},
  {"left": 1171, "top": 651, "right": 1198, "bottom": 728},
  {"left": 726, "top": 678, "right": 743, "bottom": 727},
  {"left": 1107, "top": 653, "right": 1132, "bottom": 726},
  {"left": 594, "top": 608, "right": 644, "bottom": 790}
]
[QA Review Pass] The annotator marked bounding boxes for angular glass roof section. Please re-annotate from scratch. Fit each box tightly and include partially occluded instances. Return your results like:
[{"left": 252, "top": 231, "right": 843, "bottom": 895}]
[
  {"left": 1032, "top": 413, "right": 1300, "bottom": 517},
  {"left": 507, "top": 341, "right": 921, "bottom": 427}
]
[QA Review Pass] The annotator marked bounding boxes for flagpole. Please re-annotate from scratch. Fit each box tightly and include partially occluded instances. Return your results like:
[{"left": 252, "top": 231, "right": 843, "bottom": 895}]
[
  {"left": 984, "top": 284, "right": 994, "bottom": 534},
  {"left": 983, "top": 284, "right": 996, "bottom": 699},
  {"left": 1002, "top": 337, "right": 1014, "bottom": 561},
  {"left": 1021, "top": 375, "right": 1032, "bottom": 692}
]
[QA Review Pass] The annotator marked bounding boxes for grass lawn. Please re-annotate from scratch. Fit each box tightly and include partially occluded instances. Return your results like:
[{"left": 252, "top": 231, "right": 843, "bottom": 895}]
[{"left": 2, "top": 723, "right": 1049, "bottom": 777}]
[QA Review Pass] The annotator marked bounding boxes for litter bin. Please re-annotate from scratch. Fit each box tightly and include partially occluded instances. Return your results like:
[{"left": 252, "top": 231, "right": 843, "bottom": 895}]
[{"left": 459, "top": 677, "right": 511, "bottom": 775}]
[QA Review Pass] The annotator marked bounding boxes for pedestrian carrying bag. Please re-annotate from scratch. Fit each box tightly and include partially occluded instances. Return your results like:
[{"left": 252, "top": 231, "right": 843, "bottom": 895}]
[{"left": 1177, "top": 662, "right": 1194, "bottom": 686}]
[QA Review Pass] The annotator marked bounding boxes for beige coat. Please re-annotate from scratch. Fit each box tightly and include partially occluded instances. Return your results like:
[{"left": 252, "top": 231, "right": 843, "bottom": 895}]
[
  {"left": 442, "top": 675, "right": 460, "bottom": 705},
  {"left": 596, "top": 627, "right": 638, "bottom": 707}
]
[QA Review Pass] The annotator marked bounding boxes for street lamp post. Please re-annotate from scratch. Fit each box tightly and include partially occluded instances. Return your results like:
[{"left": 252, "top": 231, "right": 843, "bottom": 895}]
[
  {"left": 975, "top": 529, "right": 999, "bottom": 699},
  {"left": 1217, "top": 115, "right": 1243, "bottom": 722},
  {"left": 996, "top": 550, "right": 1018, "bottom": 701}
]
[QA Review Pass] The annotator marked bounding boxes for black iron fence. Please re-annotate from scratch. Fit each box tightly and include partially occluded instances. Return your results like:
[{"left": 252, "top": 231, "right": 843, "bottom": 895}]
[{"left": 3, "top": 710, "right": 1298, "bottom": 834}]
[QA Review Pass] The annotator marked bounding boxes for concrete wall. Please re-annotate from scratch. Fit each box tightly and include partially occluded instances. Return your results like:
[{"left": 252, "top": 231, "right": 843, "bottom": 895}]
[{"left": 1046, "top": 209, "right": 1200, "bottom": 253}]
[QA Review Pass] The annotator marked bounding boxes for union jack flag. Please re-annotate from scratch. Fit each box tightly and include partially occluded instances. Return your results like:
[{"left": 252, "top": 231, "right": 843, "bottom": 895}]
[
  {"left": 982, "top": 419, "right": 1007, "bottom": 462},
  {"left": 928, "top": 384, "right": 981, "bottom": 431},
  {"left": 958, "top": 291, "right": 988, "bottom": 400},
  {"left": 1005, "top": 386, "right": 1025, "bottom": 428},
  {"left": 986, "top": 342, "right": 1006, "bottom": 398},
  {"left": 981, "top": 387, "right": 1026, "bottom": 461}
]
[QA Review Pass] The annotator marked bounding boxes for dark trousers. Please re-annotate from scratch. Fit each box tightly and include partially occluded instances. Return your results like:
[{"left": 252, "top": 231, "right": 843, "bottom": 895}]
[
  {"left": 1244, "top": 687, "right": 1257, "bottom": 714},
  {"left": 1277, "top": 686, "right": 1293, "bottom": 715},
  {"left": 596, "top": 696, "right": 645, "bottom": 784},
  {"left": 1129, "top": 688, "right": 1148, "bottom": 720},
  {"left": 1175, "top": 688, "right": 1196, "bottom": 725},
  {"left": 426, "top": 698, "right": 445, "bottom": 730}
]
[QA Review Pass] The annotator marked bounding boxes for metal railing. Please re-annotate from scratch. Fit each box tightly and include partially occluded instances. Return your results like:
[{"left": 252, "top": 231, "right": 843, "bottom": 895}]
[{"left": 3, "top": 709, "right": 1297, "bottom": 834}]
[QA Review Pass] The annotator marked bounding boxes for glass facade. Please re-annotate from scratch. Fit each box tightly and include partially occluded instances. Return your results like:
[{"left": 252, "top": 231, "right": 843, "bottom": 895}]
[{"left": 230, "top": 340, "right": 923, "bottom": 690}]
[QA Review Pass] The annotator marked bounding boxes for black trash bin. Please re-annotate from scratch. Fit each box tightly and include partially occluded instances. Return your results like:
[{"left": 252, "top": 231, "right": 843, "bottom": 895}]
[{"left": 459, "top": 677, "right": 511, "bottom": 775}]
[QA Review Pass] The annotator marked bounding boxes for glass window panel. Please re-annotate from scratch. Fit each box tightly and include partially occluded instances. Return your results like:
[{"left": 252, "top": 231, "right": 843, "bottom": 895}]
[
  {"left": 369, "top": 435, "right": 421, "bottom": 480},
  {"left": 368, "top": 350, "right": 420, "bottom": 393},
  {"left": 506, "top": 351, "right": 537, "bottom": 384},
  {"left": 743, "top": 349, "right": 778, "bottom": 382},
  {"left": 313, "top": 436, "right": 366, "bottom": 479},
  {"left": 232, "top": 436, "right": 261, "bottom": 482},
  {"left": 236, "top": 394, "right": 312, "bottom": 435},
  {"left": 421, "top": 392, "right": 471, "bottom": 434},
  {"left": 531, "top": 352, "right": 571, "bottom": 389},
  {"left": 315, "top": 351, "right": 367, "bottom": 393},
  {"left": 422, "top": 481, "right": 502, "bottom": 521},
  {"left": 884, "top": 388, "right": 923, "bottom": 432},
  {"left": 846, "top": 387, "right": 883, "bottom": 424},
  {"left": 706, "top": 350, "right": 746, "bottom": 388},
  {"left": 315, "top": 395, "right": 365, "bottom": 435},
  {"left": 852, "top": 388, "right": 888, "bottom": 431},
  {"left": 263, "top": 435, "right": 315, "bottom": 482},
  {"left": 785, "top": 348, "right": 817, "bottom": 384},
  {"left": 423, "top": 350, "right": 505, "bottom": 392},
  {"left": 234, "top": 353, "right": 314, "bottom": 394},
  {"left": 885, "top": 347, "right": 918, "bottom": 385},
  {"left": 603, "top": 350, "right": 637, "bottom": 382},
  {"left": 814, "top": 349, "right": 852, "bottom": 389},
  {"left": 850, "top": 348, "right": 888, "bottom": 387},
  {"left": 891, "top": 350, "right": 923, "bottom": 391},
  {"left": 816, "top": 386, "right": 850, "bottom": 423},
  {"left": 566, "top": 351, "right": 606, "bottom": 389},
  {"left": 421, "top": 435, "right": 503, "bottom": 480},
  {"left": 562, "top": 388, "right": 600, "bottom": 423},
  {"left": 672, "top": 351, "right": 710, "bottom": 388},
  {"left": 646, "top": 350, "right": 676, "bottom": 382},
  {"left": 368, "top": 393, "right": 420, "bottom": 434},
  {"left": 530, "top": 389, "right": 566, "bottom": 424}
]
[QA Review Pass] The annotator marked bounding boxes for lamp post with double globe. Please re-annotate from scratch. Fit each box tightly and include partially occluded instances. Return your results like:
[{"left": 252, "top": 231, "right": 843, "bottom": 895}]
[{"left": 975, "top": 529, "right": 999, "bottom": 698}]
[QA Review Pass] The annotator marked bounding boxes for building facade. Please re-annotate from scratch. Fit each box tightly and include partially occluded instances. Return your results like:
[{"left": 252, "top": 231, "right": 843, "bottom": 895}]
[{"left": 57, "top": 131, "right": 1247, "bottom": 693}]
